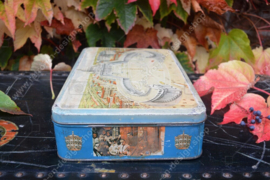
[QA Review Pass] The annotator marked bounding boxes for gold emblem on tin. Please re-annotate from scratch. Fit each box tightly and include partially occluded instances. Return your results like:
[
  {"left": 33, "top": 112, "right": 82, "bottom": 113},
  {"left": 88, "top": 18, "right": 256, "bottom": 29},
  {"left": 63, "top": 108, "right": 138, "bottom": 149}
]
[
  {"left": 65, "top": 131, "right": 82, "bottom": 151},
  {"left": 175, "top": 131, "right": 191, "bottom": 150}
]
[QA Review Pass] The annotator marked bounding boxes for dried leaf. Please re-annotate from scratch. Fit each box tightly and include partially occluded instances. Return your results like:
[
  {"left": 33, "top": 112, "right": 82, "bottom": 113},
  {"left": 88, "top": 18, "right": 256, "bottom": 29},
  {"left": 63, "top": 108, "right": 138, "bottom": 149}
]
[
  {"left": 193, "top": 46, "right": 209, "bottom": 73},
  {"left": 30, "top": 54, "right": 52, "bottom": 71},
  {"left": 252, "top": 47, "right": 270, "bottom": 76},
  {"left": 65, "top": 7, "right": 92, "bottom": 31},
  {"left": 176, "top": 28, "right": 197, "bottom": 59},
  {"left": 124, "top": 25, "right": 160, "bottom": 48},
  {"left": 196, "top": 0, "right": 234, "bottom": 15},
  {"left": 0, "top": 90, "right": 30, "bottom": 116},
  {"left": 54, "top": 62, "right": 72, "bottom": 71},
  {"left": 19, "top": 55, "right": 34, "bottom": 71},
  {"left": 191, "top": 0, "right": 203, "bottom": 13},
  {"left": 14, "top": 19, "right": 42, "bottom": 52},
  {"left": 53, "top": 4, "right": 65, "bottom": 25},
  {"left": 194, "top": 60, "right": 256, "bottom": 114},
  {"left": 193, "top": 13, "right": 222, "bottom": 50},
  {"left": 181, "top": 0, "right": 191, "bottom": 14}
]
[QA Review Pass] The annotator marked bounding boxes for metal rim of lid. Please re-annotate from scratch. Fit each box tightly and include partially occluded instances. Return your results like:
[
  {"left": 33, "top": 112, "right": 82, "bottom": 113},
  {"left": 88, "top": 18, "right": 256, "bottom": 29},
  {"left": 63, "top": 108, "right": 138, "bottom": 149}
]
[{"left": 222, "top": 172, "right": 233, "bottom": 178}]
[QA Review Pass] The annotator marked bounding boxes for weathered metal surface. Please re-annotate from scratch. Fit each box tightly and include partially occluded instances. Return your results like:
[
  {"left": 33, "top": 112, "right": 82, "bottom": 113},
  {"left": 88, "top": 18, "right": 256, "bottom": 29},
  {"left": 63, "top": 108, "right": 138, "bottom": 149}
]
[{"left": 52, "top": 48, "right": 206, "bottom": 161}]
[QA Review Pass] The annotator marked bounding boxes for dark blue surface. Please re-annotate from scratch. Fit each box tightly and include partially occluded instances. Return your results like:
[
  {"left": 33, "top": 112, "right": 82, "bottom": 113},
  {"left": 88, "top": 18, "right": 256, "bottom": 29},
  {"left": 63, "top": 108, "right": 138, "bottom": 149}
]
[{"left": 0, "top": 72, "right": 269, "bottom": 180}]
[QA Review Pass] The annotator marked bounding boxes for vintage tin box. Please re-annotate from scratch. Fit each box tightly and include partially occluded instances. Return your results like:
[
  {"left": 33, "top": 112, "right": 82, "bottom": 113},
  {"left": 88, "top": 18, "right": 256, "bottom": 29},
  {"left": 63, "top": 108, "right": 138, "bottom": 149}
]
[{"left": 52, "top": 48, "right": 206, "bottom": 161}]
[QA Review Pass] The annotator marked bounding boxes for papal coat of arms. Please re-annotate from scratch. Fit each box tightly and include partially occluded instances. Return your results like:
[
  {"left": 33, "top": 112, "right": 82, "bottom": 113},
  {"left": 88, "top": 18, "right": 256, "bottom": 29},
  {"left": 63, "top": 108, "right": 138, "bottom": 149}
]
[
  {"left": 175, "top": 132, "right": 191, "bottom": 149},
  {"left": 65, "top": 131, "right": 82, "bottom": 151}
]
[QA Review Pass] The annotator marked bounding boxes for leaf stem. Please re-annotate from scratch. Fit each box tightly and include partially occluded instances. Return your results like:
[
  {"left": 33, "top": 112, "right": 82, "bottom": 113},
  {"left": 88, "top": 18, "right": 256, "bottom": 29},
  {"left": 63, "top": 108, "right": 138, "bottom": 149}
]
[
  {"left": 242, "top": 15, "right": 263, "bottom": 47},
  {"left": 50, "top": 69, "right": 55, "bottom": 100},
  {"left": 252, "top": 86, "right": 270, "bottom": 96}
]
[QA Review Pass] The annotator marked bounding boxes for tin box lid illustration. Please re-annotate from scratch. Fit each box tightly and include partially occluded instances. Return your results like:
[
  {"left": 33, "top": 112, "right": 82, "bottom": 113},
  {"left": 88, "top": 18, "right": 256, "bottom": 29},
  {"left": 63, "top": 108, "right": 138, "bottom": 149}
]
[{"left": 52, "top": 48, "right": 206, "bottom": 125}]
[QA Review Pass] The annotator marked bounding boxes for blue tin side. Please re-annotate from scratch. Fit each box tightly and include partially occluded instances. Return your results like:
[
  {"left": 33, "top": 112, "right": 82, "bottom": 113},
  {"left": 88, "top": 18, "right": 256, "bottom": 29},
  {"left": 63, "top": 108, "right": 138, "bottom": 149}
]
[{"left": 54, "top": 122, "right": 205, "bottom": 161}]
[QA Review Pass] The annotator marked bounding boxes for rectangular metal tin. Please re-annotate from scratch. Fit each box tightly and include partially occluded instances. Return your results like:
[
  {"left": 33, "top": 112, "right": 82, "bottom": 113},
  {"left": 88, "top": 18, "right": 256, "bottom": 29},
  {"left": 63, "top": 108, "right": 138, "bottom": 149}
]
[{"left": 52, "top": 48, "right": 206, "bottom": 161}]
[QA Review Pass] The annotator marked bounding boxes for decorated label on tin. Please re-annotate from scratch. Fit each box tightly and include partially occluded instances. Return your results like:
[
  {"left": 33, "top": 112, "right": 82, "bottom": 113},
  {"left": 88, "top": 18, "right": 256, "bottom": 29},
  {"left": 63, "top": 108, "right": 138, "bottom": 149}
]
[
  {"left": 92, "top": 126, "right": 165, "bottom": 157},
  {"left": 59, "top": 48, "right": 197, "bottom": 109}
]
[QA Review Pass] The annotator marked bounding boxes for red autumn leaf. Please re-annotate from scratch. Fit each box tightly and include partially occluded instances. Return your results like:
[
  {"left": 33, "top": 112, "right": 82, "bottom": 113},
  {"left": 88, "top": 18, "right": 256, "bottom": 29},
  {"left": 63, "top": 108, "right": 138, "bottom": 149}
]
[
  {"left": 196, "top": 0, "right": 234, "bottom": 15},
  {"left": 251, "top": 108, "right": 270, "bottom": 143},
  {"left": 193, "top": 13, "right": 222, "bottom": 50},
  {"left": 41, "top": 18, "right": 76, "bottom": 36},
  {"left": 124, "top": 25, "right": 160, "bottom": 48},
  {"left": 222, "top": 93, "right": 270, "bottom": 143},
  {"left": 41, "top": 18, "right": 81, "bottom": 52},
  {"left": 194, "top": 60, "right": 256, "bottom": 114},
  {"left": 127, "top": 0, "right": 177, "bottom": 16},
  {"left": 222, "top": 93, "right": 267, "bottom": 124}
]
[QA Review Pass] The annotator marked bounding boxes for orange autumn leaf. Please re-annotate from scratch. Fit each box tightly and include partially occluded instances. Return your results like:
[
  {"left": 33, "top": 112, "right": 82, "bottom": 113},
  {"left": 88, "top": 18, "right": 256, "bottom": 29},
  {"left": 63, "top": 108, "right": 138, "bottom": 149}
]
[
  {"left": 196, "top": 0, "right": 234, "bottom": 15},
  {"left": 124, "top": 25, "right": 160, "bottom": 48},
  {"left": 193, "top": 13, "right": 222, "bottom": 50},
  {"left": 194, "top": 60, "right": 256, "bottom": 114},
  {"left": 176, "top": 28, "right": 197, "bottom": 59}
]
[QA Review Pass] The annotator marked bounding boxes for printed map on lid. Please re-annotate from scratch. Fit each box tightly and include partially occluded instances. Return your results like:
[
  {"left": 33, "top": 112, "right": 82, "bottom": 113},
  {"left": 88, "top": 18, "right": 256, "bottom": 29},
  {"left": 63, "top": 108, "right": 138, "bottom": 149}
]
[{"left": 59, "top": 48, "right": 198, "bottom": 109}]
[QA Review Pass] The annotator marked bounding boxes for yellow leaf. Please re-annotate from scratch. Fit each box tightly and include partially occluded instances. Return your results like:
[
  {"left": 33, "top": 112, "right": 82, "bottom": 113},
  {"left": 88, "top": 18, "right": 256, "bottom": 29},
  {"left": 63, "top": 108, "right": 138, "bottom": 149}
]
[
  {"left": 14, "top": 19, "right": 42, "bottom": 52},
  {"left": 64, "top": 7, "right": 92, "bottom": 31},
  {"left": 23, "top": 0, "right": 53, "bottom": 26},
  {"left": 0, "top": 19, "right": 11, "bottom": 47}
]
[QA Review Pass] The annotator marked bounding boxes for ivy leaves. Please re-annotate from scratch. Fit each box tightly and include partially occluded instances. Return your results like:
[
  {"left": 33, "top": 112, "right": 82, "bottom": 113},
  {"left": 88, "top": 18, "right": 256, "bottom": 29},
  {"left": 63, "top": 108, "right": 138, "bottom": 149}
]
[
  {"left": 209, "top": 29, "right": 255, "bottom": 69},
  {"left": 96, "top": 0, "right": 137, "bottom": 34},
  {"left": 86, "top": 24, "right": 125, "bottom": 47}
]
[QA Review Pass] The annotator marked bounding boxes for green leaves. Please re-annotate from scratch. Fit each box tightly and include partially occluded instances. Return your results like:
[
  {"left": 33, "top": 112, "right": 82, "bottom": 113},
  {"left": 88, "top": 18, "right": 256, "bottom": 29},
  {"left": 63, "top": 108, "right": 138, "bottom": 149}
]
[
  {"left": 225, "top": 0, "right": 234, "bottom": 7},
  {"left": 0, "top": 46, "right": 12, "bottom": 70},
  {"left": 175, "top": 52, "right": 193, "bottom": 73},
  {"left": 209, "top": 29, "right": 255, "bottom": 68},
  {"left": 0, "top": 90, "right": 30, "bottom": 115},
  {"left": 81, "top": 0, "right": 98, "bottom": 10},
  {"left": 136, "top": 0, "right": 153, "bottom": 25},
  {"left": 96, "top": 0, "right": 137, "bottom": 34},
  {"left": 86, "top": 23, "right": 125, "bottom": 47},
  {"left": 159, "top": 0, "right": 188, "bottom": 23}
]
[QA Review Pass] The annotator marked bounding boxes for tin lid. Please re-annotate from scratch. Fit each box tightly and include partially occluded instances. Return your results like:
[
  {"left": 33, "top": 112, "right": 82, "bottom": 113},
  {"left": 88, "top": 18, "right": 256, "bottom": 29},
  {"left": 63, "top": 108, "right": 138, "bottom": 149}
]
[{"left": 52, "top": 48, "right": 206, "bottom": 125}]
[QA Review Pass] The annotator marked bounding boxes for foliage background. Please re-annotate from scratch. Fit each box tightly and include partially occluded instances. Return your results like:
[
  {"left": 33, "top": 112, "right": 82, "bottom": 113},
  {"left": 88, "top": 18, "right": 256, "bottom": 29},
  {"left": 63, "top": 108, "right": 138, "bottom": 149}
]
[{"left": 0, "top": 0, "right": 269, "bottom": 74}]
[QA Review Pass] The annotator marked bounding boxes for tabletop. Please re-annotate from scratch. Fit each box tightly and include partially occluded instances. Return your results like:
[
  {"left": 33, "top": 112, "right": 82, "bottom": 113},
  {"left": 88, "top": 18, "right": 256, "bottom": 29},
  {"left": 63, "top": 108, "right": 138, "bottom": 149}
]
[{"left": 0, "top": 71, "right": 269, "bottom": 180}]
